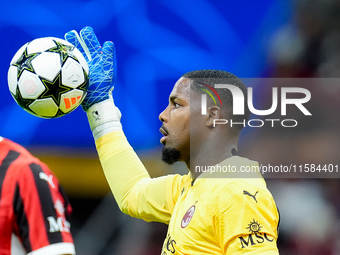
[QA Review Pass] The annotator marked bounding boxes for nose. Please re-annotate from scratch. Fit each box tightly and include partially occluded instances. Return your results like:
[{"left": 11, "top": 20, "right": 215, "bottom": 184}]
[{"left": 159, "top": 106, "right": 169, "bottom": 123}]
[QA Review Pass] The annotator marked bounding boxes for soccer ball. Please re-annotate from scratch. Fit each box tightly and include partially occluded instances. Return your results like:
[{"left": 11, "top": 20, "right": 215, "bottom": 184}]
[{"left": 7, "top": 37, "right": 89, "bottom": 118}]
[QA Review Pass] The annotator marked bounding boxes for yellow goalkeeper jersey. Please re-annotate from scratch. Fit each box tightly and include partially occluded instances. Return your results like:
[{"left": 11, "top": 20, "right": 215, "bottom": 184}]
[
  {"left": 159, "top": 162, "right": 279, "bottom": 254},
  {"left": 96, "top": 131, "right": 279, "bottom": 254}
]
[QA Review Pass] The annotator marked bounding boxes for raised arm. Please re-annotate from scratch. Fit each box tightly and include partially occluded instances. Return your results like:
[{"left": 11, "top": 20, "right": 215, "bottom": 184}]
[{"left": 64, "top": 27, "right": 178, "bottom": 223}]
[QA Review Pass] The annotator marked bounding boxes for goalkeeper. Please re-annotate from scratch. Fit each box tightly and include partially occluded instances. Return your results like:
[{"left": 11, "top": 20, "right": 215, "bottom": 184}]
[{"left": 65, "top": 27, "right": 280, "bottom": 254}]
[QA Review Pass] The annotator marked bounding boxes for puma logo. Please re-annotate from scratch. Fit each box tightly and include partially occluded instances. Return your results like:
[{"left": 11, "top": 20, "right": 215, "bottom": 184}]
[
  {"left": 243, "top": 190, "right": 258, "bottom": 203},
  {"left": 92, "top": 110, "right": 101, "bottom": 121},
  {"left": 39, "top": 172, "right": 55, "bottom": 189}
]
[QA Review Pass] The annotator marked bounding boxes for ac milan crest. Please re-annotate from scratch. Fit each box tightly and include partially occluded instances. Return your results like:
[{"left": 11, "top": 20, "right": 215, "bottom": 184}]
[{"left": 181, "top": 205, "right": 195, "bottom": 228}]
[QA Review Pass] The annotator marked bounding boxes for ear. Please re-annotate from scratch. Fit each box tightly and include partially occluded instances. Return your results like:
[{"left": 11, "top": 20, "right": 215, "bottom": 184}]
[{"left": 206, "top": 106, "right": 221, "bottom": 127}]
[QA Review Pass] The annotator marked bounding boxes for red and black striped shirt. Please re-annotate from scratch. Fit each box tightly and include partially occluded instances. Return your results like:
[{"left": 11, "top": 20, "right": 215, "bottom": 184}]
[{"left": 0, "top": 137, "right": 75, "bottom": 255}]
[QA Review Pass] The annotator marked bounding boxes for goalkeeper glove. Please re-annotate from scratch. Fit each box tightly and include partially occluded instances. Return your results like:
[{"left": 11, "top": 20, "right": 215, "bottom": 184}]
[
  {"left": 64, "top": 26, "right": 116, "bottom": 111},
  {"left": 65, "top": 26, "right": 121, "bottom": 139}
]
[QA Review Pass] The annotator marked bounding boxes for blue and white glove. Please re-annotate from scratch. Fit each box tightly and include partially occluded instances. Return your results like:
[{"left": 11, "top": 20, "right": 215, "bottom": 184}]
[{"left": 65, "top": 27, "right": 122, "bottom": 139}]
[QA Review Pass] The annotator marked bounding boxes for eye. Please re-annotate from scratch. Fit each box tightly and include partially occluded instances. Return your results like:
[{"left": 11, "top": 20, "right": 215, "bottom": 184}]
[{"left": 174, "top": 102, "right": 181, "bottom": 108}]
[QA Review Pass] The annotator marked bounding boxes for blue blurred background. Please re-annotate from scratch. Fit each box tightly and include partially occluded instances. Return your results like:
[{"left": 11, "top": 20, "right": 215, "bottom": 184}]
[
  {"left": 2, "top": 0, "right": 340, "bottom": 254},
  {"left": 0, "top": 0, "right": 290, "bottom": 149}
]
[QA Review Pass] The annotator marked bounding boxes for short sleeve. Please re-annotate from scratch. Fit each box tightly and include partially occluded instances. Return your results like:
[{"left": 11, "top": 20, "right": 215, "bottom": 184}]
[{"left": 215, "top": 182, "right": 279, "bottom": 254}]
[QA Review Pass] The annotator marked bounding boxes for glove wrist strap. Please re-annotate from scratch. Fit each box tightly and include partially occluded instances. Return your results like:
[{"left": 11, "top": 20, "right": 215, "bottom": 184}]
[{"left": 86, "top": 97, "right": 122, "bottom": 140}]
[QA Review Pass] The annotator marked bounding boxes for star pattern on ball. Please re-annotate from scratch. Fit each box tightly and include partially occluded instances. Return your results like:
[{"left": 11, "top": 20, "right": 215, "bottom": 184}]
[
  {"left": 13, "top": 86, "right": 34, "bottom": 110},
  {"left": 13, "top": 48, "right": 39, "bottom": 78},
  {"left": 47, "top": 40, "right": 77, "bottom": 63},
  {"left": 40, "top": 74, "right": 72, "bottom": 105}
]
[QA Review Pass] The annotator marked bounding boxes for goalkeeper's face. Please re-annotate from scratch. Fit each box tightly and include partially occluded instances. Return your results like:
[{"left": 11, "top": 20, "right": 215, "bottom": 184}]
[{"left": 159, "top": 78, "right": 191, "bottom": 164}]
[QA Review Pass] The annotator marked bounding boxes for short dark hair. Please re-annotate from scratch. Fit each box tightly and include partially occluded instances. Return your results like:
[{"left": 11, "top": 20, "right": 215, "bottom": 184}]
[{"left": 183, "top": 69, "right": 251, "bottom": 130}]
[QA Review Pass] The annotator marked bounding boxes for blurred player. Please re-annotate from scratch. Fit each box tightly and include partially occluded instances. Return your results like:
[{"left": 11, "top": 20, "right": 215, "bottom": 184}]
[
  {"left": 65, "top": 26, "right": 279, "bottom": 254},
  {"left": 0, "top": 137, "right": 75, "bottom": 255}
]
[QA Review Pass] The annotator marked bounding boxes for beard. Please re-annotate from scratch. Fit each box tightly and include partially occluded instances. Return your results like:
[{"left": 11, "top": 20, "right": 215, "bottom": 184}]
[{"left": 161, "top": 147, "right": 181, "bottom": 165}]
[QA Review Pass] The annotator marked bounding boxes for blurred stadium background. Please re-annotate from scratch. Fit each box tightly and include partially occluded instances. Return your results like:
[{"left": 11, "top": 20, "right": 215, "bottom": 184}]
[{"left": 1, "top": 0, "right": 340, "bottom": 254}]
